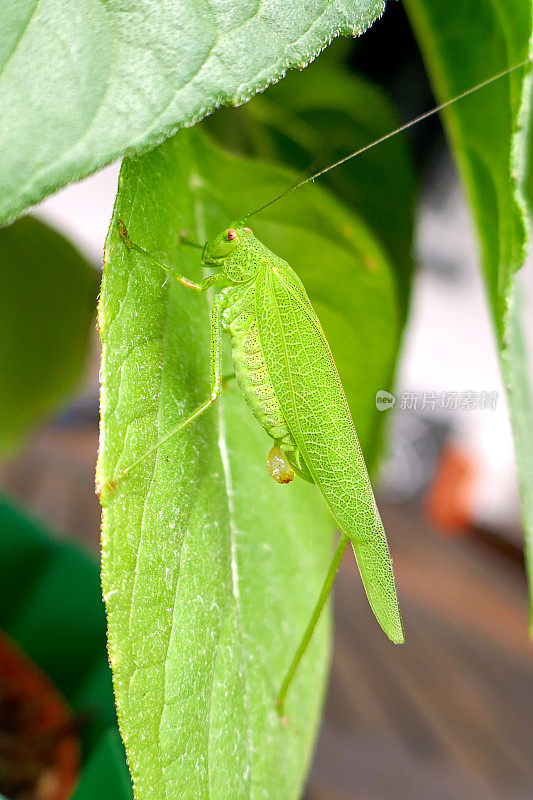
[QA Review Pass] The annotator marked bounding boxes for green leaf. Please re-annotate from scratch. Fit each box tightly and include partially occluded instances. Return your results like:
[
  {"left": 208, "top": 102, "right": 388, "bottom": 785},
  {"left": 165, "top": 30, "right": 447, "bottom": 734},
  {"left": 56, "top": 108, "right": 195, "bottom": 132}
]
[
  {"left": 403, "top": 1, "right": 533, "bottom": 624},
  {"left": 207, "top": 57, "right": 416, "bottom": 317},
  {"left": 0, "top": 216, "right": 98, "bottom": 455},
  {"left": 0, "top": 0, "right": 385, "bottom": 225},
  {"left": 98, "top": 128, "right": 400, "bottom": 799}
]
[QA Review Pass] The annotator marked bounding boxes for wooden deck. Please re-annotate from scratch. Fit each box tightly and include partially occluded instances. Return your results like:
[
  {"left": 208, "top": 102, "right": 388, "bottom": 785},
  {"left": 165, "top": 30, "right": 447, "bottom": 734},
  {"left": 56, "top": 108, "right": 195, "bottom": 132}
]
[{"left": 306, "top": 502, "right": 532, "bottom": 800}]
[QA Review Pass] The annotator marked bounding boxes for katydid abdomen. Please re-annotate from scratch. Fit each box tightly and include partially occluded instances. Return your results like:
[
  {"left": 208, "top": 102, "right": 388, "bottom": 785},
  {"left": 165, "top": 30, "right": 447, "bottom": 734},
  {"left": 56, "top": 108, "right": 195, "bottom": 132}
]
[
  {"left": 224, "top": 283, "right": 290, "bottom": 442},
  {"left": 223, "top": 281, "right": 314, "bottom": 485}
]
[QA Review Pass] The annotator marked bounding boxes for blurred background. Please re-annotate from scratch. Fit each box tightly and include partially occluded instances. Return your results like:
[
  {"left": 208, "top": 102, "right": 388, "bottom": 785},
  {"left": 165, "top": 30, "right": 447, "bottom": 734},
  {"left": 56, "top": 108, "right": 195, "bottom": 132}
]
[{"left": 1, "top": 3, "right": 532, "bottom": 800}]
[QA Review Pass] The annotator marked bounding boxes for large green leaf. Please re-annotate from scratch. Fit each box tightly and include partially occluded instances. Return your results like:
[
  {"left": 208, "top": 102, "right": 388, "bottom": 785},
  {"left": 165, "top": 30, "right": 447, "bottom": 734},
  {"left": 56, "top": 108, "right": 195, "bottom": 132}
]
[
  {"left": 0, "top": 0, "right": 385, "bottom": 226},
  {"left": 403, "top": 1, "right": 533, "bottom": 624},
  {"left": 0, "top": 216, "right": 98, "bottom": 455},
  {"left": 98, "top": 128, "right": 400, "bottom": 799},
  {"left": 207, "top": 57, "right": 416, "bottom": 317}
]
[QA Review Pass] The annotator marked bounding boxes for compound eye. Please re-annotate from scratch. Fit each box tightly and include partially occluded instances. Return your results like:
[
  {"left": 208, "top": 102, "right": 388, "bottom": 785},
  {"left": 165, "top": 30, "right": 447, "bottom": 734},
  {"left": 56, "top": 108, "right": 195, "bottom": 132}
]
[
  {"left": 244, "top": 226, "right": 252, "bottom": 233},
  {"left": 226, "top": 228, "right": 237, "bottom": 241}
]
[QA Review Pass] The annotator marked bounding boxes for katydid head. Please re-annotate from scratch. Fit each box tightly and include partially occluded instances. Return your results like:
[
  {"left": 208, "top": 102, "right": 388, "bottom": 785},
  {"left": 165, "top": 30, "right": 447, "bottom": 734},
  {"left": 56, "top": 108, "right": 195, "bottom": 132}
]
[{"left": 202, "top": 224, "right": 260, "bottom": 283}]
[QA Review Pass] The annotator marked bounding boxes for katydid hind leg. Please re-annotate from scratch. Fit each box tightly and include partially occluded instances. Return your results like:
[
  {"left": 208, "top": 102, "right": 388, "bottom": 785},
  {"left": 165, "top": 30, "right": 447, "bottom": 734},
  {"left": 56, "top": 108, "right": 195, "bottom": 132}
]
[
  {"left": 277, "top": 533, "right": 350, "bottom": 719},
  {"left": 286, "top": 447, "right": 314, "bottom": 484},
  {"left": 104, "top": 296, "right": 224, "bottom": 495}
]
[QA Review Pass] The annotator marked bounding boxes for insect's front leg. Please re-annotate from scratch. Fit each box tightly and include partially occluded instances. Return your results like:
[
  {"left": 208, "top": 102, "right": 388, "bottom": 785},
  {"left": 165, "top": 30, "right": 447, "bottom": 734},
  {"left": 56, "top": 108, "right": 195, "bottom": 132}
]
[
  {"left": 101, "top": 293, "right": 224, "bottom": 499},
  {"left": 118, "top": 219, "right": 218, "bottom": 292}
]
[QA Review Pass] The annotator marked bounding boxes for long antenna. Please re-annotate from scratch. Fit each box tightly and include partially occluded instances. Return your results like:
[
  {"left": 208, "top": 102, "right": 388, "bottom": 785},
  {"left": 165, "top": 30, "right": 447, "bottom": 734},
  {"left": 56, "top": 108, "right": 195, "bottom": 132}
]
[{"left": 243, "top": 56, "right": 532, "bottom": 221}]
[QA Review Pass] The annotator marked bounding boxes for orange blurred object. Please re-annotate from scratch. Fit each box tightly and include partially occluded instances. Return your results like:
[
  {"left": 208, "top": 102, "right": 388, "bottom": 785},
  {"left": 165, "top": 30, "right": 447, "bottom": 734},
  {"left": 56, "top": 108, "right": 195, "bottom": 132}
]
[
  {"left": 425, "top": 444, "right": 477, "bottom": 534},
  {"left": 0, "top": 631, "right": 79, "bottom": 800}
]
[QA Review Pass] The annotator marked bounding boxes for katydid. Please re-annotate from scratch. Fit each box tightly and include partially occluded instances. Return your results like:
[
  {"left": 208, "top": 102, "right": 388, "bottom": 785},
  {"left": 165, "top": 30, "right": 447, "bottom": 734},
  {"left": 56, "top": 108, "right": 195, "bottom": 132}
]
[{"left": 109, "top": 57, "right": 531, "bottom": 717}]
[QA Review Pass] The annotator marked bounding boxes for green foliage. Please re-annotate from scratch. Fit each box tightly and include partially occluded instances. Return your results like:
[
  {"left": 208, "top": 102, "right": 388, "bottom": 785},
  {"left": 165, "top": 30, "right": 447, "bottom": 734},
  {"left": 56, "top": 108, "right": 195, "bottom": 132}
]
[
  {"left": 0, "top": 216, "right": 98, "bottom": 455},
  {"left": 0, "top": 0, "right": 385, "bottom": 225},
  {"left": 98, "top": 128, "right": 401, "bottom": 800},
  {"left": 403, "top": 0, "right": 533, "bottom": 628}
]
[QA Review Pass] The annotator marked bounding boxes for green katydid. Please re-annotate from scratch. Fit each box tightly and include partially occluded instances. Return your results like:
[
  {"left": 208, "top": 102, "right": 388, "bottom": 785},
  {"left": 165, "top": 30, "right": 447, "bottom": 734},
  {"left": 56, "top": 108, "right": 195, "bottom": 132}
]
[{"left": 107, "top": 57, "right": 531, "bottom": 717}]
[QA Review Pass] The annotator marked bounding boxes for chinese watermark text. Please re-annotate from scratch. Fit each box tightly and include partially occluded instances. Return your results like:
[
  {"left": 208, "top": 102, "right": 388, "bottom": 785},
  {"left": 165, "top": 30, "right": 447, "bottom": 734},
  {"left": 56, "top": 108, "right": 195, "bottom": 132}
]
[{"left": 376, "top": 390, "right": 498, "bottom": 412}]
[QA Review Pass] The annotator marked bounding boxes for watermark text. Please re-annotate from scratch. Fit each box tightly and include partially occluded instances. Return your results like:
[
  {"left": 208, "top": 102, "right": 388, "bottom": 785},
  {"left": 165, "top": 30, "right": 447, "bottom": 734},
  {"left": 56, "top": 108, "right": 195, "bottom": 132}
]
[{"left": 376, "top": 389, "right": 498, "bottom": 412}]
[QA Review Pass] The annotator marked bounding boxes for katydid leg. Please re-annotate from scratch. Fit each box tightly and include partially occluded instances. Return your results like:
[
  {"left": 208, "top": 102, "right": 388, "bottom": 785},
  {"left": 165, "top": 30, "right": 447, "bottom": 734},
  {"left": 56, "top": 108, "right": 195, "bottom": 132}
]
[
  {"left": 277, "top": 533, "right": 349, "bottom": 719},
  {"left": 118, "top": 219, "right": 218, "bottom": 291},
  {"left": 112, "top": 295, "right": 224, "bottom": 484}
]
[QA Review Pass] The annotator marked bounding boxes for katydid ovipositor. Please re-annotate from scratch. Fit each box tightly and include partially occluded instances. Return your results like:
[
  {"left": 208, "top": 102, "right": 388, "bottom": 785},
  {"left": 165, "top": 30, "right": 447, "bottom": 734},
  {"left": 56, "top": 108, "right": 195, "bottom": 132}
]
[{"left": 107, "top": 58, "right": 531, "bottom": 716}]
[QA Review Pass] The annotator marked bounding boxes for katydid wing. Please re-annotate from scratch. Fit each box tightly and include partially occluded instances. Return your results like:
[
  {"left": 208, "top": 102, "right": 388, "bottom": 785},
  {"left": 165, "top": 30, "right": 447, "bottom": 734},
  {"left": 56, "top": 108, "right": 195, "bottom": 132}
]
[{"left": 254, "top": 258, "right": 403, "bottom": 644}]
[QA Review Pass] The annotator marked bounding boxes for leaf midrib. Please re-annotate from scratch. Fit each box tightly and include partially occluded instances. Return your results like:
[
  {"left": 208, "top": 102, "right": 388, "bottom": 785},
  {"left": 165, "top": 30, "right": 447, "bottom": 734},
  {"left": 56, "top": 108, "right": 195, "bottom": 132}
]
[{"left": 213, "top": 399, "right": 254, "bottom": 799}]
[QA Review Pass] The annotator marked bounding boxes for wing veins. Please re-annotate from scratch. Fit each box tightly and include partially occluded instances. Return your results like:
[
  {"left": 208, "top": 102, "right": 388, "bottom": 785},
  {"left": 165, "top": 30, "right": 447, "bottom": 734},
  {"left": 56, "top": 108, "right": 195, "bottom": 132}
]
[
  {"left": 271, "top": 268, "right": 352, "bottom": 416},
  {"left": 263, "top": 267, "right": 340, "bottom": 489}
]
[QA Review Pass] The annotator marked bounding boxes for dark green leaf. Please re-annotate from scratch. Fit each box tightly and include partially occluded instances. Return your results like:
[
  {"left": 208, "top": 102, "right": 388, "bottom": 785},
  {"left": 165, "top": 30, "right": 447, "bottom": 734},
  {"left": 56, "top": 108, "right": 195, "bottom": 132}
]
[
  {"left": 0, "top": 217, "right": 98, "bottom": 455},
  {"left": 0, "top": 496, "right": 131, "bottom": 798},
  {"left": 98, "top": 128, "right": 401, "bottom": 799},
  {"left": 0, "top": 0, "right": 385, "bottom": 225},
  {"left": 404, "top": 0, "right": 533, "bottom": 626}
]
